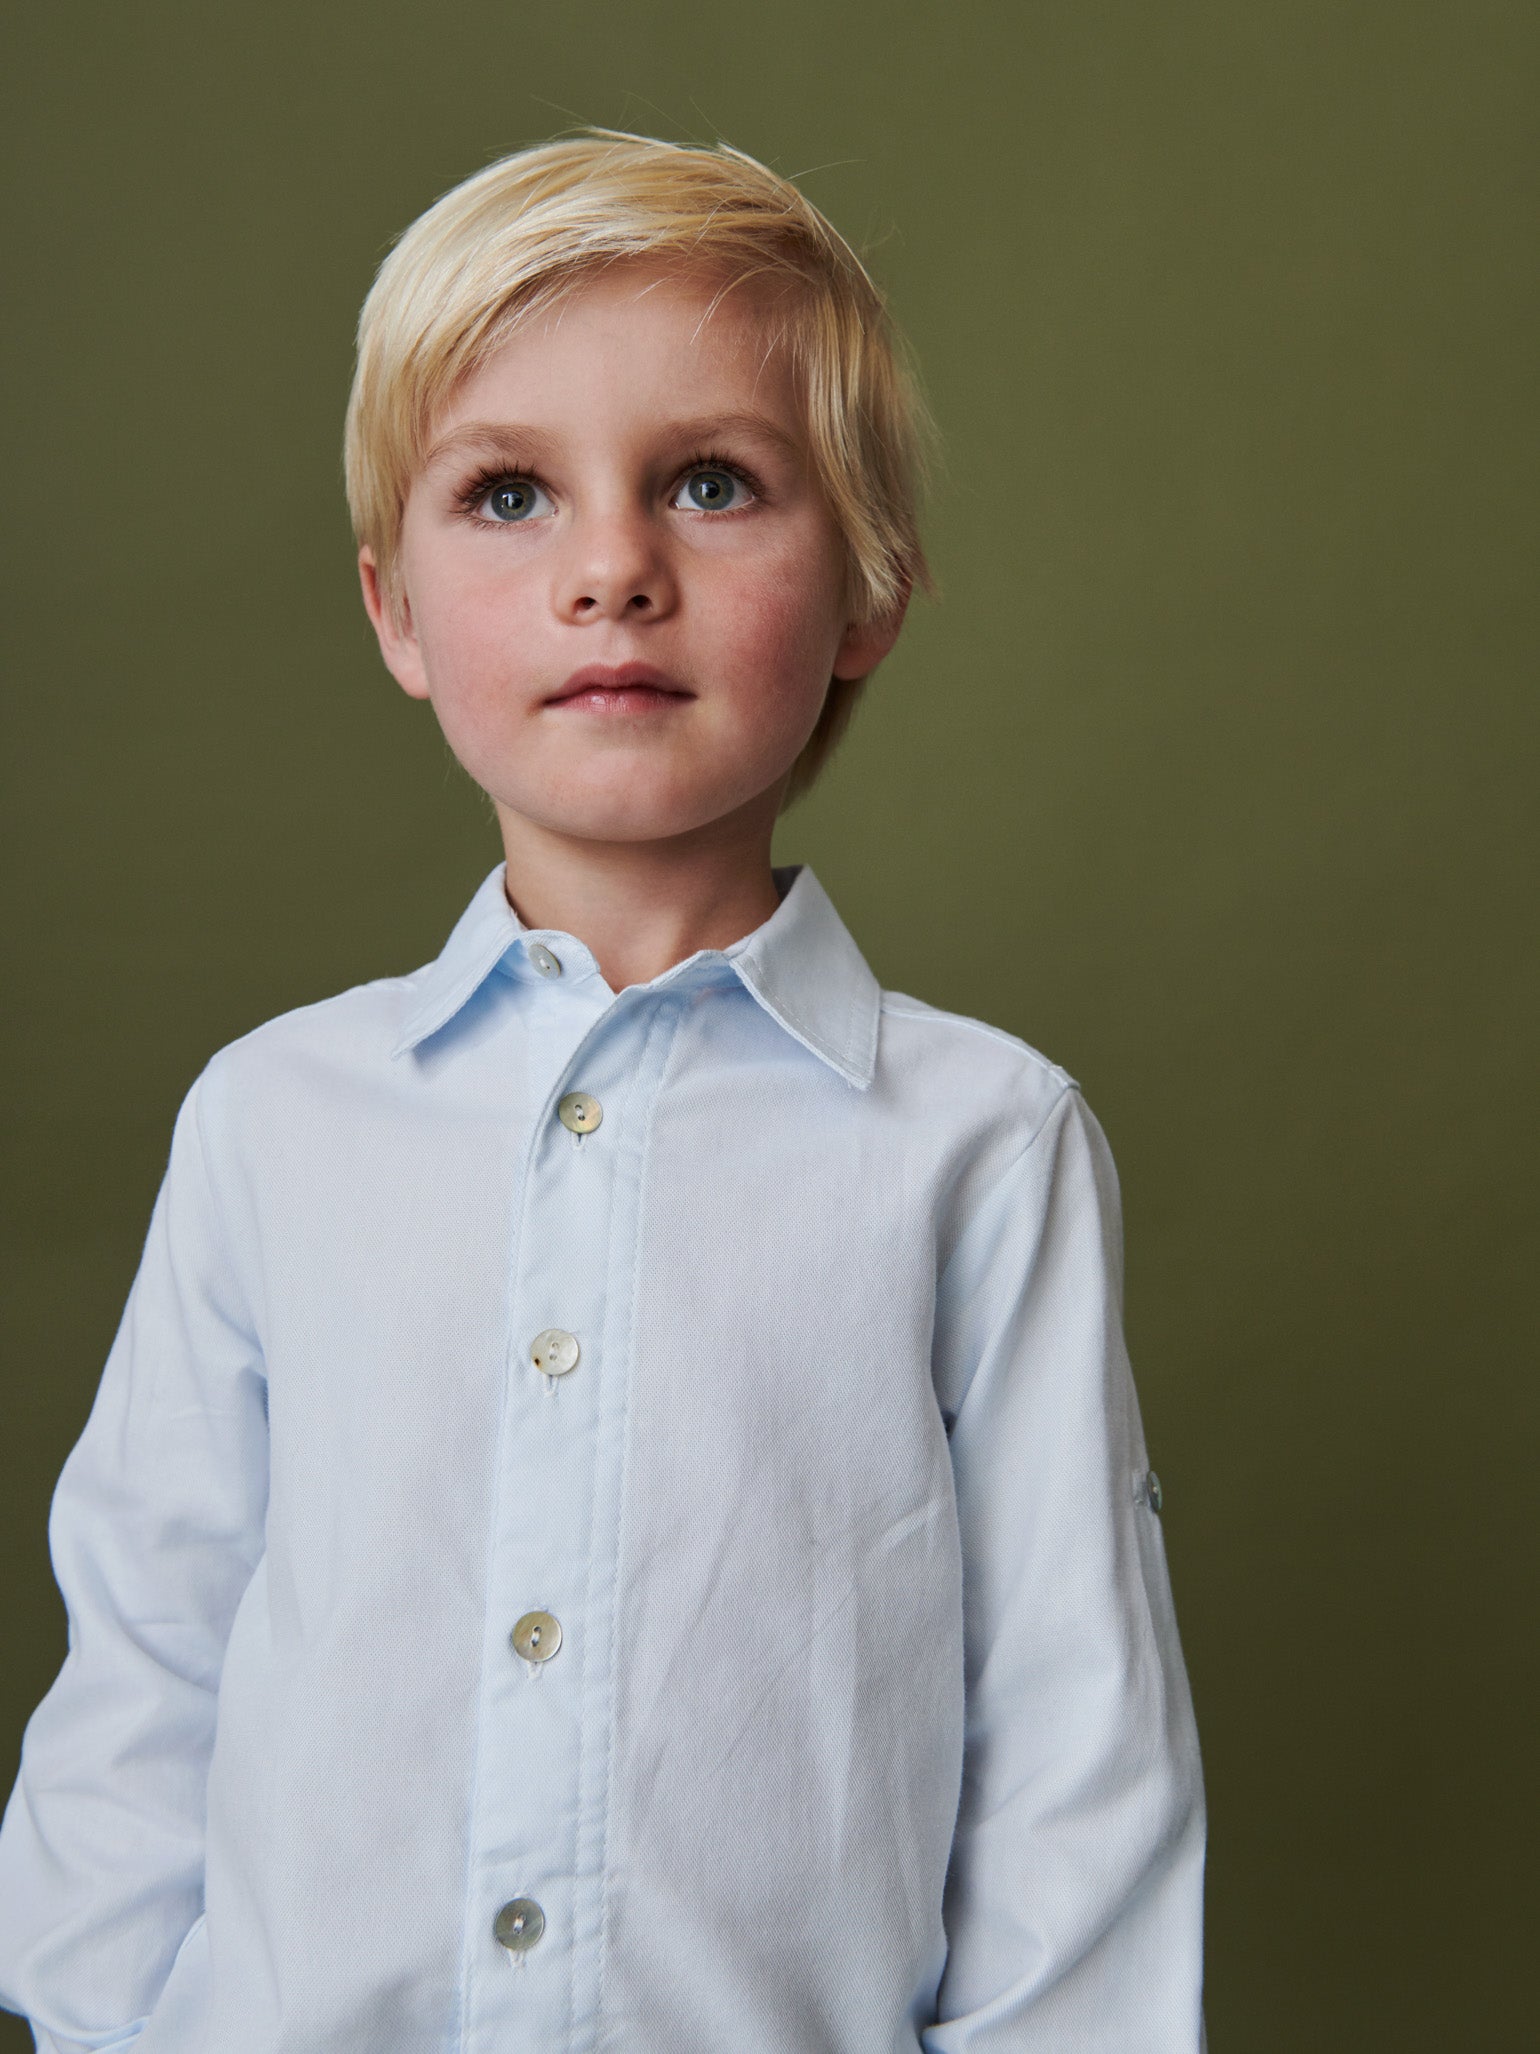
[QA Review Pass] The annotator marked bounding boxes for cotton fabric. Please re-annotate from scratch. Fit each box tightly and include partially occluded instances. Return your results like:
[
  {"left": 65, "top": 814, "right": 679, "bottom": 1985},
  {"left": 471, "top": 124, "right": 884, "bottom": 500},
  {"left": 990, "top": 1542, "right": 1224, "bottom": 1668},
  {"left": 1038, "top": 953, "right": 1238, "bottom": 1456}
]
[{"left": 0, "top": 859, "right": 1206, "bottom": 2051}]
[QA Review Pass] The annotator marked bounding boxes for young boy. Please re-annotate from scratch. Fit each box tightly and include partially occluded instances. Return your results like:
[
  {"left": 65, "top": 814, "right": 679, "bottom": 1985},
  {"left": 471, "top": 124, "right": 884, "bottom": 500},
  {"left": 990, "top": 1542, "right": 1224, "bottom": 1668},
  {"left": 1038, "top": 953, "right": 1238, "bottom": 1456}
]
[{"left": 0, "top": 130, "right": 1205, "bottom": 2050}]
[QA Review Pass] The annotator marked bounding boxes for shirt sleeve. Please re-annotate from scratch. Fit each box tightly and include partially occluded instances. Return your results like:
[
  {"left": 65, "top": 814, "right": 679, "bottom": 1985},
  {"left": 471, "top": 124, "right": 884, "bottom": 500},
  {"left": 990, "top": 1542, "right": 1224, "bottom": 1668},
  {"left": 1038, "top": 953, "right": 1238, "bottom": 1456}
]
[
  {"left": 926, "top": 1084, "right": 1207, "bottom": 2049},
  {"left": 0, "top": 1065, "right": 268, "bottom": 2052}
]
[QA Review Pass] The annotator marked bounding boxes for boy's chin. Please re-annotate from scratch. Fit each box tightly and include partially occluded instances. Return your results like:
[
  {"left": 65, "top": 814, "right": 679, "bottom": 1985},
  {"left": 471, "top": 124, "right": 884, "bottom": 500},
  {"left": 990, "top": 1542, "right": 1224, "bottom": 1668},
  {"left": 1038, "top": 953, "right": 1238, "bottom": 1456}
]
[
  {"left": 489, "top": 769, "right": 787, "bottom": 850},
  {"left": 490, "top": 792, "right": 765, "bottom": 850}
]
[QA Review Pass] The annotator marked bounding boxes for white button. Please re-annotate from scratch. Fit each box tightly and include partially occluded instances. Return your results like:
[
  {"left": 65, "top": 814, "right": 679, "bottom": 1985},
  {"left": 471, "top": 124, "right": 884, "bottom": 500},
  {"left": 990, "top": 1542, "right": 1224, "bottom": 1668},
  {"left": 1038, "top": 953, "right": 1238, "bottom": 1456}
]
[
  {"left": 493, "top": 1897, "right": 545, "bottom": 1952},
  {"left": 527, "top": 941, "right": 562, "bottom": 977},
  {"left": 558, "top": 1091, "right": 602, "bottom": 1134},
  {"left": 511, "top": 1610, "right": 562, "bottom": 1663},
  {"left": 530, "top": 1328, "right": 580, "bottom": 1378}
]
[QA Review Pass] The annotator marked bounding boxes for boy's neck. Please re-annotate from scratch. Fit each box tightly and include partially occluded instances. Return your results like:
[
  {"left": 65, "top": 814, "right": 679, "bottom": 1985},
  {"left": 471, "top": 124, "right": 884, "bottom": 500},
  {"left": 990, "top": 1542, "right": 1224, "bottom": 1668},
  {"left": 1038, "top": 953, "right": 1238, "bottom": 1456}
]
[{"left": 496, "top": 812, "right": 787, "bottom": 993}]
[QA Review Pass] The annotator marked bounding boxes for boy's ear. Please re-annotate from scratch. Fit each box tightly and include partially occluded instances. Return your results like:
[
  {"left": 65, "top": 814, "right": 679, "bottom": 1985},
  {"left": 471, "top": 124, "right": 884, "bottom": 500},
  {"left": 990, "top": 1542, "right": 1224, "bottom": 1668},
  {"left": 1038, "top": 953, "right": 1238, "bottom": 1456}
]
[
  {"left": 831, "top": 573, "right": 912, "bottom": 683},
  {"left": 358, "top": 547, "right": 431, "bottom": 702}
]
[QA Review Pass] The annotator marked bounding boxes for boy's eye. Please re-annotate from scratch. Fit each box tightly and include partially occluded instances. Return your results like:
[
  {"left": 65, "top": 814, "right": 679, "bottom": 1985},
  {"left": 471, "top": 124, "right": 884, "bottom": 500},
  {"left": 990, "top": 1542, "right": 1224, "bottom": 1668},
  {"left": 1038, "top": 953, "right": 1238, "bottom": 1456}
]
[
  {"left": 467, "top": 463, "right": 754, "bottom": 524},
  {"left": 671, "top": 465, "right": 753, "bottom": 514},
  {"left": 476, "top": 477, "right": 551, "bottom": 523}
]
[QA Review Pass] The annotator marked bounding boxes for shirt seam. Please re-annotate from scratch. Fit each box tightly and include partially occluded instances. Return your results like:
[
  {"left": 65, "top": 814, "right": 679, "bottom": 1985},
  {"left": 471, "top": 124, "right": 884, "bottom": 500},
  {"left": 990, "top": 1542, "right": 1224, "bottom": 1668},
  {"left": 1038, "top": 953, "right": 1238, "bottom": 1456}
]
[
  {"left": 198, "top": 975, "right": 418, "bottom": 1068},
  {"left": 879, "top": 1000, "right": 1076, "bottom": 1089}
]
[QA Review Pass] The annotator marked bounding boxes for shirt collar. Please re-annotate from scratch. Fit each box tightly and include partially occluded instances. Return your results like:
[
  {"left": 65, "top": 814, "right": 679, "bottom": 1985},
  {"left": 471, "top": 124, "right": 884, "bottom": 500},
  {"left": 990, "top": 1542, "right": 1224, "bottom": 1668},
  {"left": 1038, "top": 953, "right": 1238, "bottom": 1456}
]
[{"left": 390, "top": 860, "right": 882, "bottom": 1089}]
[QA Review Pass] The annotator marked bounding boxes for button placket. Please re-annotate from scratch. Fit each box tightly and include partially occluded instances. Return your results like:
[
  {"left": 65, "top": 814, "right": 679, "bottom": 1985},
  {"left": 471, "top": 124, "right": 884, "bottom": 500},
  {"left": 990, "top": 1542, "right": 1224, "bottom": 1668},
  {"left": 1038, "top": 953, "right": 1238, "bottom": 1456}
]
[{"left": 469, "top": 989, "right": 682, "bottom": 2038}]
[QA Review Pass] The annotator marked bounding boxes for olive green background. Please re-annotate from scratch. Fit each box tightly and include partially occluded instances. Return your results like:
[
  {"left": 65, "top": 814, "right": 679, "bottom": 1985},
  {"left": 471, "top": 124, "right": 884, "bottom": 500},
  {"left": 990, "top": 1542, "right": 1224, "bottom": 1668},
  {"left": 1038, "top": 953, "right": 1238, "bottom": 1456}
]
[{"left": 2, "top": 2, "right": 1535, "bottom": 2045}]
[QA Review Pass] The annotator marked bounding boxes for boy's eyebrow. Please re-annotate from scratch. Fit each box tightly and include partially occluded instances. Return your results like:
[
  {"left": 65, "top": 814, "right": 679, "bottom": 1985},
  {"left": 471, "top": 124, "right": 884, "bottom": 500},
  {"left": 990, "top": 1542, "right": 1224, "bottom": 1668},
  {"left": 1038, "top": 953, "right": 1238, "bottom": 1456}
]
[{"left": 425, "top": 410, "right": 804, "bottom": 469}]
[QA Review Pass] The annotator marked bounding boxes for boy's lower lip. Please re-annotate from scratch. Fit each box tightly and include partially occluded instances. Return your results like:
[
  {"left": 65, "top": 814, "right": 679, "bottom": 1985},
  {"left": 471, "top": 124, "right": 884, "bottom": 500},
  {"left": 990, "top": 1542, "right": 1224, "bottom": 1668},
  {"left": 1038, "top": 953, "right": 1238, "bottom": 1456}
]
[{"left": 547, "top": 686, "right": 692, "bottom": 714}]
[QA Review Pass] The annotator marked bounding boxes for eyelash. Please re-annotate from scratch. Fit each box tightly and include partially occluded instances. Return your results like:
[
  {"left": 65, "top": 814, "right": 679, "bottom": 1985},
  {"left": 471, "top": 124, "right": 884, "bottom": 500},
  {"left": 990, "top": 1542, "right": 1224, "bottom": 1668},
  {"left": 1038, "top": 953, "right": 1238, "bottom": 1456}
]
[{"left": 454, "top": 448, "right": 763, "bottom": 524}]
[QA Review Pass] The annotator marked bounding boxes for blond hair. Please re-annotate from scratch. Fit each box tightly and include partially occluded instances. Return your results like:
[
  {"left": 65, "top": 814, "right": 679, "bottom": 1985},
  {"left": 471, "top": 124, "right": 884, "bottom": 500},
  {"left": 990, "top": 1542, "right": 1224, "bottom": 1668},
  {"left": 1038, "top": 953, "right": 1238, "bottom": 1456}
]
[{"left": 344, "top": 127, "right": 941, "bottom": 808}]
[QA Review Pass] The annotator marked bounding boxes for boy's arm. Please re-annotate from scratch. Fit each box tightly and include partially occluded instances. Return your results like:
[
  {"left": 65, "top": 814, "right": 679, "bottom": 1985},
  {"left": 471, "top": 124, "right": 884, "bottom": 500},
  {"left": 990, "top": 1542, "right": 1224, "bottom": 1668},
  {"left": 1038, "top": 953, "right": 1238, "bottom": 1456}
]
[
  {"left": 928, "top": 1085, "right": 1206, "bottom": 2050},
  {"left": 0, "top": 1064, "right": 268, "bottom": 2052}
]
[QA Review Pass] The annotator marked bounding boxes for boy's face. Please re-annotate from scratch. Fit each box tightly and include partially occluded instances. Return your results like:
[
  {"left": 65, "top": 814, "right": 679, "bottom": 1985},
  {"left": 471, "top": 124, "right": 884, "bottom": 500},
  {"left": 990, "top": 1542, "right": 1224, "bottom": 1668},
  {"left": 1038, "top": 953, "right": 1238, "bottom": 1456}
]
[{"left": 360, "top": 261, "right": 905, "bottom": 855}]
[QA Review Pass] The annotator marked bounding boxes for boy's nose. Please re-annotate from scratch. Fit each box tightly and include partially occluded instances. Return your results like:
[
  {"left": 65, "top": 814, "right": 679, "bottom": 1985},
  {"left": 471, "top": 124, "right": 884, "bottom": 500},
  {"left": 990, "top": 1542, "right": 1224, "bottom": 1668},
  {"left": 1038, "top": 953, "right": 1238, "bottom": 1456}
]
[{"left": 557, "top": 510, "right": 677, "bottom": 622}]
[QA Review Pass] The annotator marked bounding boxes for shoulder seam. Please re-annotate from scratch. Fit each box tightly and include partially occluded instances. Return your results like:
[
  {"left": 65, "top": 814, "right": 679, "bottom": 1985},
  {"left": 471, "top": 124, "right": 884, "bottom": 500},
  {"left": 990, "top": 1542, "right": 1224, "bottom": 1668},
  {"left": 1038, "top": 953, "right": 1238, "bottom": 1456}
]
[
  {"left": 202, "top": 973, "right": 421, "bottom": 1062},
  {"left": 878, "top": 997, "right": 1076, "bottom": 1089}
]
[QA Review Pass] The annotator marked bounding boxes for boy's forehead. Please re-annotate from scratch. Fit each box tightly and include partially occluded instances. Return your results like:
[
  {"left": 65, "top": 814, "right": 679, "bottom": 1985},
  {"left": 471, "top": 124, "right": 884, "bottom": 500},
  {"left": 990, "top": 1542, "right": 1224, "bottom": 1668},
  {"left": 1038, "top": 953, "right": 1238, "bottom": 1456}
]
[
  {"left": 433, "top": 261, "right": 806, "bottom": 445},
  {"left": 523, "top": 257, "right": 792, "bottom": 364}
]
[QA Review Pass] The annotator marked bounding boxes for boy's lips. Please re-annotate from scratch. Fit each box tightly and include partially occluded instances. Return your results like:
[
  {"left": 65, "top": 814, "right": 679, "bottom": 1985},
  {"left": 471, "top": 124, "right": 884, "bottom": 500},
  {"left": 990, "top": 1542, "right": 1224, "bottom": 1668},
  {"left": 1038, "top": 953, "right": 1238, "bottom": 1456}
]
[{"left": 544, "top": 662, "right": 692, "bottom": 705}]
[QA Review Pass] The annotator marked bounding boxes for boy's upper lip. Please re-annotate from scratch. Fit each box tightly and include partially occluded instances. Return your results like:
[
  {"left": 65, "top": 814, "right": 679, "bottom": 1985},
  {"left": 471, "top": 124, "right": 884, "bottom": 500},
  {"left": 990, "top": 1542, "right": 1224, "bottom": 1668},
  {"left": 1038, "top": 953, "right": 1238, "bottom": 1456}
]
[{"left": 544, "top": 662, "right": 692, "bottom": 704}]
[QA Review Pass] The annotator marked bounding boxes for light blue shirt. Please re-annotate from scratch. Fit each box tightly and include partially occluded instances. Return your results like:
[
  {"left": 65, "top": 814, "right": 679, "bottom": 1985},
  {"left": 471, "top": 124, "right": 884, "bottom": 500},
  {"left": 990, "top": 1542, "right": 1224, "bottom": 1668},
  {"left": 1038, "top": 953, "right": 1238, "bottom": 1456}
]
[{"left": 0, "top": 859, "right": 1205, "bottom": 2052}]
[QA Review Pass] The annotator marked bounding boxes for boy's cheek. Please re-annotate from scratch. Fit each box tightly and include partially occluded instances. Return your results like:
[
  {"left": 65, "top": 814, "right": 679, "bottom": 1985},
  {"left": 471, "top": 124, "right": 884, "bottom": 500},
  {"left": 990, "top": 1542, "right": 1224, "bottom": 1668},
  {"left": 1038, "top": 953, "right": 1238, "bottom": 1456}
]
[
  {"left": 724, "top": 541, "right": 846, "bottom": 658},
  {"left": 720, "top": 594, "right": 844, "bottom": 700},
  {"left": 416, "top": 590, "right": 540, "bottom": 700},
  {"left": 421, "top": 648, "right": 528, "bottom": 748}
]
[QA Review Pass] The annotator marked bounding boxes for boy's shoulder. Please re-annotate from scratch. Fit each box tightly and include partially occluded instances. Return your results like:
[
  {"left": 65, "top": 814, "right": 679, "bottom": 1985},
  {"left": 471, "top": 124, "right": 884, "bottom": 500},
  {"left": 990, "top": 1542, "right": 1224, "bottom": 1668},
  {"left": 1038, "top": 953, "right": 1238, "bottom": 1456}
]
[
  {"left": 876, "top": 984, "right": 1081, "bottom": 1137},
  {"left": 191, "top": 966, "right": 428, "bottom": 1112},
  {"left": 880, "top": 985, "right": 1076, "bottom": 1085}
]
